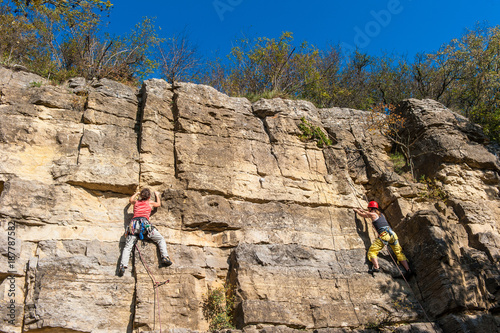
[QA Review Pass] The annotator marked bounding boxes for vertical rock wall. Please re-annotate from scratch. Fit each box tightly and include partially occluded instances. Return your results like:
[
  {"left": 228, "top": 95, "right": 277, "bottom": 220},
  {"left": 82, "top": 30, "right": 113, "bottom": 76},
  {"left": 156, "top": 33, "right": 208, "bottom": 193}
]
[{"left": 0, "top": 66, "right": 499, "bottom": 333}]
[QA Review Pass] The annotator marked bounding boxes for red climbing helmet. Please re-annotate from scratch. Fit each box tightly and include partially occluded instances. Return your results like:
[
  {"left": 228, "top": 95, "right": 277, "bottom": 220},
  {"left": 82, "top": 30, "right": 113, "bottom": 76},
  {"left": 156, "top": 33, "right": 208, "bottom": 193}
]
[{"left": 367, "top": 201, "right": 379, "bottom": 209}]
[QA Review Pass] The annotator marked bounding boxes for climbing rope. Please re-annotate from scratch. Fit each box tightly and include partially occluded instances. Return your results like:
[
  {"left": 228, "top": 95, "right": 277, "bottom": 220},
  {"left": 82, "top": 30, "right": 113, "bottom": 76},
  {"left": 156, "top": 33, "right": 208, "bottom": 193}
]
[
  {"left": 135, "top": 243, "right": 169, "bottom": 332},
  {"left": 277, "top": 117, "right": 435, "bottom": 329},
  {"left": 313, "top": 121, "right": 437, "bottom": 330},
  {"left": 352, "top": 197, "right": 435, "bottom": 328},
  {"left": 340, "top": 144, "right": 437, "bottom": 331}
]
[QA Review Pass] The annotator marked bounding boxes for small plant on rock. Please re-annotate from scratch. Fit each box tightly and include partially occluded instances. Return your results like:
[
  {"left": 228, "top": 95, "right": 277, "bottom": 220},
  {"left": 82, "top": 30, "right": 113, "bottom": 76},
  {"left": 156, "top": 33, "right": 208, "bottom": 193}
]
[
  {"left": 29, "top": 81, "right": 43, "bottom": 88},
  {"left": 202, "top": 284, "right": 235, "bottom": 331},
  {"left": 298, "top": 117, "right": 332, "bottom": 148},
  {"left": 418, "top": 175, "right": 448, "bottom": 201}
]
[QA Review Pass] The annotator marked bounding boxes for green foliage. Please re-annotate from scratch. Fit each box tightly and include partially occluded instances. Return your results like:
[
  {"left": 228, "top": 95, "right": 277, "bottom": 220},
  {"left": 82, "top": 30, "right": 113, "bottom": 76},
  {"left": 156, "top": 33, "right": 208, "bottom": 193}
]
[
  {"left": 196, "top": 32, "right": 418, "bottom": 112},
  {"left": 367, "top": 103, "right": 404, "bottom": 137},
  {"left": 413, "top": 24, "right": 500, "bottom": 143},
  {"left": 298, "top": 117, "right": 332, "bottom": 148},
  {"left": 2, "top": 1, "right": 500, "bottom": 145},
  {"left": 57, "top": 16, "right": 162, "bottom": 83},
  {"left": 370, "top": 53, "right": 414, "bottom": 106},
  {"left": 195, "top": 24, "right": 500, "bottom": 144},
  {"left": 216, "top": 32, "right": 322, "bottom": 99},
  {"left": 470, "top": 106, "right": 500, "bottom": 143},
  {"left": 0, "top": 0, "right": 160, "bottom": 83},
  {"left": 29, "top": 81, "right": 43, "bottom": 88},
  {"left": 202, "top": 285, "right": 235, "bottom": 331},
  {"left": 418, "top": 176, "right": 448, "bottom": 201},
  {"left": 390, "top": 152, "right": 406, "bottom": 175},
  {"left": 158, "top": 29, "right": 200, "bottom": 84},
  {"left": 245, "top": 89, "right": 293, "bottom": 102}
]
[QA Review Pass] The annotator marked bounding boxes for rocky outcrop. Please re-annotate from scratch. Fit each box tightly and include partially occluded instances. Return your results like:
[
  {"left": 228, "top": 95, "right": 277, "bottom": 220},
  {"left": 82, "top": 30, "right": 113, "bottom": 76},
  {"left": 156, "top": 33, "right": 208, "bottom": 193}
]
[{"left": 0, "top": 65, "right": 499, "bottom": 333}]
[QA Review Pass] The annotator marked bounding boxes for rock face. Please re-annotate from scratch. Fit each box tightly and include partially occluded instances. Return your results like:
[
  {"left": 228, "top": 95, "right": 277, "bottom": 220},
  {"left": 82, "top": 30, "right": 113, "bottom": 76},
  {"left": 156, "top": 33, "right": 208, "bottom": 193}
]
[{"left": 0, "top": 66, "right": 499, "bottom": 333}]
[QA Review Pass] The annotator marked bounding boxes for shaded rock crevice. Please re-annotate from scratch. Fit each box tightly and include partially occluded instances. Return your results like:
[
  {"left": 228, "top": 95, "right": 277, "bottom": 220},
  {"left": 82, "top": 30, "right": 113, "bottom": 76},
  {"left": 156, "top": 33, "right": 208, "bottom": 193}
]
[
  {"left": 170, "top": 85, "right": 182, "bottom": 181},
  {"left": 257, "top": 115, "right": 284, "bottom": 178}
]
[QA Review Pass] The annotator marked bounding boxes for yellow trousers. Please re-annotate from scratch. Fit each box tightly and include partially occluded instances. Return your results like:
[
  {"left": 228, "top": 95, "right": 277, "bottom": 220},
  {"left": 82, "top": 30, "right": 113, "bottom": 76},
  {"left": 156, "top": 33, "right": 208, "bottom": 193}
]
[{"left": 367, "top": 230, "right": 407, "bottom": 263}]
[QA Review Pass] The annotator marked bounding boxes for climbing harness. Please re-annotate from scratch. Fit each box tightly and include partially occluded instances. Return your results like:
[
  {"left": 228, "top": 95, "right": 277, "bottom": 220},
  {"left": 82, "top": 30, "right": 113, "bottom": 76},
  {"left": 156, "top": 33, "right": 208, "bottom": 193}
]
[
  {"left": 378, "top": 227, "right": 398, "bottom": 246},
  {"left": 134, "top": 243, "right": 169, "bottom": 332},
  {"left": 128, "top": 217, "right": 154, "bottom": 240}
]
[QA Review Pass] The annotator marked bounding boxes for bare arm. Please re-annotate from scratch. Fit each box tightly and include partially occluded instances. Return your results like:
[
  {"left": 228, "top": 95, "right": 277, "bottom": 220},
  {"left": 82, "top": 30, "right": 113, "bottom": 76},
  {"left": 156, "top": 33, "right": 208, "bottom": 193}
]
[
  {"left": 129, "top": 191, "right": 140, "bottom": 204},
  {"left": 151, "top": 191, "right": 161, "bottom": 208},
  {"left": 353, "top": 208, "right": 377, "bottom": 220}
]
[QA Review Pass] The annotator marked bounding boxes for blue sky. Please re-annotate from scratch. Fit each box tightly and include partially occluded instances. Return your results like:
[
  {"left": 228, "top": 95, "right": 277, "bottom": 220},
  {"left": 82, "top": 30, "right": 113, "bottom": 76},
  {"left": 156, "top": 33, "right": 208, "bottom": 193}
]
[{"left": 107, "top": 0, "right": 500, "bottom": 60}]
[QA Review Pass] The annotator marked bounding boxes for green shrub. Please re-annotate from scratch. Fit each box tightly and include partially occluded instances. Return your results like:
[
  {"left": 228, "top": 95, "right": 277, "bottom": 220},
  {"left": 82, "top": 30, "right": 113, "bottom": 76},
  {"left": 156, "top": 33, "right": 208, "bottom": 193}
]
[
  {"left": 202, "top": 284, "right": 235, "bottom": 331},
  {"left": 418, "top": 176, "right": 448, "bottom": 201},
  {"left": 298, "top": 117, "right": 332, "bottom": 148},
  {"left": 390, "top": 152, "right": 406, "bottom": 175}
]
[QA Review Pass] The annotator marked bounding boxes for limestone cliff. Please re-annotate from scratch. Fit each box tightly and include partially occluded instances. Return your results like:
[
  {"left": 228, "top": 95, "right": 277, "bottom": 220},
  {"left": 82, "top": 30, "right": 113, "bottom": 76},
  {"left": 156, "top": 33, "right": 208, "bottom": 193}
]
[{"left": 0, "top": 65, "right": 499, "bottom": 333}]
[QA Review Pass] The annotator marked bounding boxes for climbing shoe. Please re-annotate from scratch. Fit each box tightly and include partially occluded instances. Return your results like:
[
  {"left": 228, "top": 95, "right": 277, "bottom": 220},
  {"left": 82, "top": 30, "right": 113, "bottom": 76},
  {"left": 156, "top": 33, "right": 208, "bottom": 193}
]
[
  {"left": 403, "top": 269, "right": 415, "bottom": 280},
  {"left": 119, "top": 265, "right": 126, "bottom": 276},
  {"left": 161, "top": 256, "right": 173, "bottom": 267},
  {"left": 369, "top": 267, "right": 380, "bottom": 275}
]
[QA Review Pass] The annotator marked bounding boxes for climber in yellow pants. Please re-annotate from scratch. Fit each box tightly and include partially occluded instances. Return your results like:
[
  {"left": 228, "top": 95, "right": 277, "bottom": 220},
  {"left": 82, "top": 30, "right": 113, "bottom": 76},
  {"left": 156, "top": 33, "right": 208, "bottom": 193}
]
[
  {"left": 354, "top": 201, "right": 412, "bottom": 278},
  {"left": 367, "top": 229, "right": 407, "bottom": 263}
]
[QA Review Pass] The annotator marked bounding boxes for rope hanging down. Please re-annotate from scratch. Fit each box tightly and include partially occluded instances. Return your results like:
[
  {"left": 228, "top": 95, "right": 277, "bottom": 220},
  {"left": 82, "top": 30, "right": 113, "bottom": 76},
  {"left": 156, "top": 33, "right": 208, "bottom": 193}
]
[
  {"left": 319, "top": 129, "right": 436, "bottom": 330},
  {"left": 343, "top": 158, "right": 436, "bottom": 331},
  {"left": 135, "top": 243, "right": 169, "bottom": 332}
]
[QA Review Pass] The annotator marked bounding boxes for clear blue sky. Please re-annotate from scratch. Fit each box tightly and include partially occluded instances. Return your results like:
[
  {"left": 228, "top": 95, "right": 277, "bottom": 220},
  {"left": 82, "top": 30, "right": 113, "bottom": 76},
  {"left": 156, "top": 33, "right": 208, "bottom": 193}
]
[{"left": 107, "top": 0, "right": 500, "bottom": 60}]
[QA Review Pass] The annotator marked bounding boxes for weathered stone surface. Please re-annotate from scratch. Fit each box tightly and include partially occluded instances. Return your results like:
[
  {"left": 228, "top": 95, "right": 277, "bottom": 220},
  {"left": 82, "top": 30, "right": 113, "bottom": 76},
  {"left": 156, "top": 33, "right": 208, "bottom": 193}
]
[
  {"left": 0, "top": 65, "right": 499, "bottom": 333},
  {"left": 0, "top": 66, "right": 48, "bottom": 91},
  {"left": 438, "top": 313, "right": 500, "bottom": 333},
  {"left": 230, "top": 244, "right": 418, "bottom": 329},
  {"left": 23, "top": 240, "right": 134, "bottom": 333},
  {"left": 133, "top": 241, "right": 231, "bottom": 332},
  {"left": 139, "top": 79, "right": 176, "bottom": 187},
  {"left": 395, "top": 99, "right": 499, "bottom": 175}
]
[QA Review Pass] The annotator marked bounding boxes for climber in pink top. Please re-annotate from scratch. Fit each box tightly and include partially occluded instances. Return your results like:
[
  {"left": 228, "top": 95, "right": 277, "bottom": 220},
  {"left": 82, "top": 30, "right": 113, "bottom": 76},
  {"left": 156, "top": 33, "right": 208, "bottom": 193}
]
[{"left": 119, "top": 188, "right": 172, "bottom": 276}]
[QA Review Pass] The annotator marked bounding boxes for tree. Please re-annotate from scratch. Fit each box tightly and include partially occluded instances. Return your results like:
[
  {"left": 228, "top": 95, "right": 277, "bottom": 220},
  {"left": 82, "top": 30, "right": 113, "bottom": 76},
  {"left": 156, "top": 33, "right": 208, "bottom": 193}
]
[
  {"left": 0, "top": 1, "right": 40, "bottom": 66},
  {"left": 411, "top": 48, "right": 462, "bottom": 106},
  {"left": 223, "top": 32, "right": 321, "bottom": 100},
  {"left": 64, "top": 17, "right": 162, "bottom": 81},
  {"left": 418, "top": 24, "right": 500, "bottom": 141},
  {"left": 197, "top": 52, "right": 229, "bottom": 93},
  {"left": 304, "top": 43, "right": 343, "bottom": 108},
  {"left": 0, "top": 0, "right": 161, "bottom": 83},
  {"left": 448, "top": 25, "right": 500, "bottom": 141},
  {"left": 370, "top": 53, "right": 414, "bottom": 106},
  {"left": 2, "top": 0, "right": 112, "bottom": 66},
  {"left": 336, "top": 50, "right": 374, "bottom": 109},
  {"left": 158, "top": 29, "right": 201, "bottom": 84}
]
